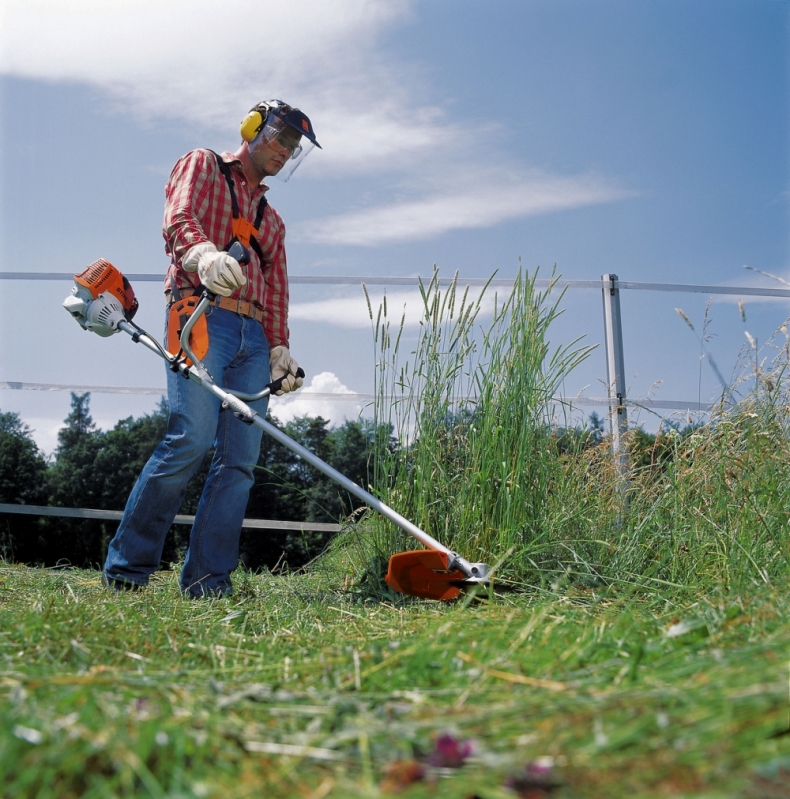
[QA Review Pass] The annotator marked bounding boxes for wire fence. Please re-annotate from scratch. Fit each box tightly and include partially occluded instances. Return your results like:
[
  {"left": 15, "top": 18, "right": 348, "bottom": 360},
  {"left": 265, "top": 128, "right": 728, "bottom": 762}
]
[
  {"left": 2, "top": 269, "right": 788, "bottom": 525},
  {"left": 5, "top": 269, "right": 788, "bottom": 413},
  {"left": 0, "top": 503, "right": 341, "bottom": 531},
  {"left": 4, "top": 270, "right": 790, "bottom": 297},
  {"left": 0, "top": 381, "right": 714, "bottom": 411}
]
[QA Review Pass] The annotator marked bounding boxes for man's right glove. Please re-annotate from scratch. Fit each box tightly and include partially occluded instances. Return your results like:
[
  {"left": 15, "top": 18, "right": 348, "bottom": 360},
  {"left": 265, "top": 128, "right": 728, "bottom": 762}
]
[
  {"left": 269, "top": 346, "right": 304, "bottom": 395},
  {"left": 196, "top": 251, "right": 247, "bottom": 297},
  {"left": 182, "top": 242, "right": 217, "bottom": 273}
]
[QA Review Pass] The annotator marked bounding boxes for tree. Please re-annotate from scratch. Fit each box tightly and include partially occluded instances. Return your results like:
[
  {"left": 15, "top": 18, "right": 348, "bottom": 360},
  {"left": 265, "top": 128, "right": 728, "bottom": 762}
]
[
  {"left": 49, "top": 393, "right": 104, "bottom": 509},
  {"left": 0, "top": 412, "right": 48, "bottom": 505},
  {"left": 44, "top": 393, "right": 107, "bottom": 566},
  {"left": 0, "top": 411, "right": 49, "bottom": 563},
  {"left": 44, "top": 394, "right": 172, "bottom": 567},
  {"left": 3, "top": 396, "right": 396, "bottom": 575},
  {"left": 246, "top": 415, "right": 325, "bottom": 569},
  {"left": 307, "top": 419, "right": 389, "bottom": 522},
  {"left": 93, "top": 398, "right": 169, "bottom": 510},
  {"left": 91, "top": 398, "right": 190, "bottom": 565},
  {"left": 241, "top": 415, "right": 397, "bottom": 571}
]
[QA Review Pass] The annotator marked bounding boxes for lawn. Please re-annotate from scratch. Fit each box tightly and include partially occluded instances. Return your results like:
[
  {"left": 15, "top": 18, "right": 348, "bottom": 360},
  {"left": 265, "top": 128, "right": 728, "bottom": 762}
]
[{"left": 1, "top": 563, "right": 787, "bottom": 798}]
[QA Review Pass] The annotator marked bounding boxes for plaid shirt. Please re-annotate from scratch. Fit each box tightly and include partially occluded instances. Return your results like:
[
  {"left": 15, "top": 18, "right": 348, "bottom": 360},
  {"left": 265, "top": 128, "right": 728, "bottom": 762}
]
[{"left": 163, "top": 148, "right": 290, "bottom": 348}]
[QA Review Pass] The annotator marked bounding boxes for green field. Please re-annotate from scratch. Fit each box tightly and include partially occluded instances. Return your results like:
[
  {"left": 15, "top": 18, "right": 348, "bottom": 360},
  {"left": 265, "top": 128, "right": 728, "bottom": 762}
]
[
  {"left": 1, "top": 564, "right": 788, "bottom": 798},
  {"left": 2, "top": 271, "right": 790, "bottom": 797}
]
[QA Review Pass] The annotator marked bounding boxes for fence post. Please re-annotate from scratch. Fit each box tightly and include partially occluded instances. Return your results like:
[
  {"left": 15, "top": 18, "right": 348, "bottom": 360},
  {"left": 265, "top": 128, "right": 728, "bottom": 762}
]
[{"left": 601, "top": 274, "right": 629, "bottom": 482}]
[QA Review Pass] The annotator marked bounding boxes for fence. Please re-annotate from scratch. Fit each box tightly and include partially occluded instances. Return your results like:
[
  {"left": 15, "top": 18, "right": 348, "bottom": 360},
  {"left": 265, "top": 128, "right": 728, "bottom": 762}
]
[
  {"left": 0, "top": 503, "right": 341, "bottom": 532},
  {"left": 2, "top": 270, "right": 789, "bottom": 523}
]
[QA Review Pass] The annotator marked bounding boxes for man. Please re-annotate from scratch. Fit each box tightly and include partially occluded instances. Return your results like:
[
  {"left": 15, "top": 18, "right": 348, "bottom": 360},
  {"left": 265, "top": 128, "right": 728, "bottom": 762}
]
[{"left": 103, "top": 100, "right": 319, "bottom": 597}]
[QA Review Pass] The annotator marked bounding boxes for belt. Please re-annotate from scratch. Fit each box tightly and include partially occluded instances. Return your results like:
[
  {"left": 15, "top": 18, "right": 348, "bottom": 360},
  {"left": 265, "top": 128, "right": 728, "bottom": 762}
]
[{"left": 166, "top": 288, "right": 265, "bottom": 324}]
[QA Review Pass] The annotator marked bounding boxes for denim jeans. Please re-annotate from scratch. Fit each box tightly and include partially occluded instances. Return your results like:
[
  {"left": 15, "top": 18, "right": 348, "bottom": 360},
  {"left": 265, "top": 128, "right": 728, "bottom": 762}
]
[{"left": 104, "top": 306, "right": 270, "bottom": 597}]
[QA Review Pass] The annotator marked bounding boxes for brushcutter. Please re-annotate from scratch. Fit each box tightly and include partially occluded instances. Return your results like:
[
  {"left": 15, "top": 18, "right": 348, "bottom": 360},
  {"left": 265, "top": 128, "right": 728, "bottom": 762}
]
[{"left": 62, "top": 249, "right": 491, "bottom": 600}]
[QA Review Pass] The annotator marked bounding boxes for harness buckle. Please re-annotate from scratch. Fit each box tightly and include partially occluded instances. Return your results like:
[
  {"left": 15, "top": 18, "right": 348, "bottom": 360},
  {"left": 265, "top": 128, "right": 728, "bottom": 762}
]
[{"left": 231, "top": 217, "right": 260, "bottom": 248}]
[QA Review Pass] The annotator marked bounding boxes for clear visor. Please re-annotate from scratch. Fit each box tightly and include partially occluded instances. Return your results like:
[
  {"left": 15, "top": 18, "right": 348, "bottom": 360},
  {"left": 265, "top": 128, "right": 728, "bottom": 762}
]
[{"left": 250, "top": 117, "right": 315, "bottom": 182}]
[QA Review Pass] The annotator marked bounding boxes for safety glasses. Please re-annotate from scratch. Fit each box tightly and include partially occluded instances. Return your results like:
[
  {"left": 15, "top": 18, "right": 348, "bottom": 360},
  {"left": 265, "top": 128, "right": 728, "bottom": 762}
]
[{"left": 258, "top": 118, "right": 303, "bottom": 159}]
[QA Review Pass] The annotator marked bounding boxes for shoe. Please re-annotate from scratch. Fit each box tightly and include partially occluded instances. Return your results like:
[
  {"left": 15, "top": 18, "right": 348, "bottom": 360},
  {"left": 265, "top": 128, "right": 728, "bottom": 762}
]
[{"left": 102, "top": 572, "right": 144, "bottom": 592}]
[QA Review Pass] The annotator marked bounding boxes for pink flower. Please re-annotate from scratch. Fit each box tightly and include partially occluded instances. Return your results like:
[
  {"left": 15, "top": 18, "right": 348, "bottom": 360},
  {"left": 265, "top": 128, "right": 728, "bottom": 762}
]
[{"left": 426, "top": 732, "right": 476, "bottom": 768}]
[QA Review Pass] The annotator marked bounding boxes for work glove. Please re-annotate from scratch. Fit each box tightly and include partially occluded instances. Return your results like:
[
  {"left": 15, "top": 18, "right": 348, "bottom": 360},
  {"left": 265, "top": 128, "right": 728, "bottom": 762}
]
[
  {"left": 182, "top": 242, "right": 217, "bottom": 273},
  {"left": 269, "top": 346, "right": 304, "bottom": 395},
  {"left": 197, "top": 251, "right": 247, "bottom": 297}
]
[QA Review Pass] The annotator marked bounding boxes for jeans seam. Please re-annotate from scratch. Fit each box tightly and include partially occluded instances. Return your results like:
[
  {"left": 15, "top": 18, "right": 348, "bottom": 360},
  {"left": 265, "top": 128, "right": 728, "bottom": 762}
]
[
  {"left": 112, "top": 443, "right": 172, "bottom": 571},
  {"left": 188, "top": 405, "right": 231, "bottom": 592}
]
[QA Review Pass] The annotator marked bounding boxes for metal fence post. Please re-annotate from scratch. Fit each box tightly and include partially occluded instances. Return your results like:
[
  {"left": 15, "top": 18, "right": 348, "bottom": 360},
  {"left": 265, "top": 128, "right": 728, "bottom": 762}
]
[{"left": 601, "top": 274, "right": 629, "bottom": 481}]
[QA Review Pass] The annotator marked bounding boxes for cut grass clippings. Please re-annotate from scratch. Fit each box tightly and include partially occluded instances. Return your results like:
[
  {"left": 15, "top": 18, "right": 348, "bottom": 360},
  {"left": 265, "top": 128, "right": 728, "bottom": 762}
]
[{"left": 1, "top": 563, "right": 788, "bottom": 798}]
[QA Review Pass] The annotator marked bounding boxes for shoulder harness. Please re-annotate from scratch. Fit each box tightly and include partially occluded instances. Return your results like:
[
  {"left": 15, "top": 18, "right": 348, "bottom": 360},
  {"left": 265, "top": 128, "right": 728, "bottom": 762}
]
[
  {"left": 209, "top": 150, "right": 268, "bottom": 263},
  {"left": 167, "top": 150, "right": 268, "bottom": 363}
]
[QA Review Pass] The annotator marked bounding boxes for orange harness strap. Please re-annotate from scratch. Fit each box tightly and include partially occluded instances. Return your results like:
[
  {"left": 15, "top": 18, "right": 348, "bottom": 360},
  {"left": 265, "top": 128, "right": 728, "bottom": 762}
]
[{"left": 231, "top": 216, "right": 260, "bottom": 248}]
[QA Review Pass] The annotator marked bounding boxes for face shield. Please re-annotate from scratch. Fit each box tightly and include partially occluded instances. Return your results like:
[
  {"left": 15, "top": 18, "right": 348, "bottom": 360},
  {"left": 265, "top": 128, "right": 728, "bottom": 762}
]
[{"left": 249, "top": 116, "right": 315, "bottom": 182}]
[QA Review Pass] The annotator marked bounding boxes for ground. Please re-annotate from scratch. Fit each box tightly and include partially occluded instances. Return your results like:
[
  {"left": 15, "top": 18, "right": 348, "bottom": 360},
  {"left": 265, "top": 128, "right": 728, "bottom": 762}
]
[{"left": 1, "top": 564, "right": 788, "bottom": 798}]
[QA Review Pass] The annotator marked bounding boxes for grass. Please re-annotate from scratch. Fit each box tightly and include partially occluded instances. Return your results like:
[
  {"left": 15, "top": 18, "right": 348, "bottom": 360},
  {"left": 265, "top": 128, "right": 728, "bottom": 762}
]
[
  {"left": 1, "top": 564, "right": 788, "bottom": 798},
  {"left": 363, "top": 268, "right": 595, "bottom": 574},
  {"left": 3, "top": 265, "right": 790, "bottom": 797},
  {"left": 359, "top": 268, "right": 790, "bottom": 597}
]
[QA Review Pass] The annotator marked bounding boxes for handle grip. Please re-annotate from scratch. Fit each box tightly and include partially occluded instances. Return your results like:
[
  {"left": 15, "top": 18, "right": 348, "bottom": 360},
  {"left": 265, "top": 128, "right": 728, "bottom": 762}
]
[
  {"left": 227, "top": 241, "right": 251, "bottom": 265},
  {"left": 266, "top": 367, "right": 306, "bottom": 395}
]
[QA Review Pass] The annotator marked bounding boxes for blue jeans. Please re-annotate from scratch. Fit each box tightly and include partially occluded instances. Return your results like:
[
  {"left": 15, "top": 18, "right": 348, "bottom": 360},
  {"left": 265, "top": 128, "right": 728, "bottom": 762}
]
[{"left": 104, "top": 306, "right": 270, "bottom": 597}]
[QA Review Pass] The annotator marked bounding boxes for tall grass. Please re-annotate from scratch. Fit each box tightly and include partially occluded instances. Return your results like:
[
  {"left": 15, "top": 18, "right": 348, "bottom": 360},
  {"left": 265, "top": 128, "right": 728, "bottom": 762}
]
[
  {"left": 344, "top": 267, "right": 790, "bottom": 595},
  {"left": 357, "top": 268, "right": 594, "bottom": 580}
]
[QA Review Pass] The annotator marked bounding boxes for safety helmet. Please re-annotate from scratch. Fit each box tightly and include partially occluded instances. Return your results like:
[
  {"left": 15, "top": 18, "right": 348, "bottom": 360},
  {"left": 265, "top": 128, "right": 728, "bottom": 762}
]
[{"left": 240, "top": 100, "right": 320, "bottom": 181}]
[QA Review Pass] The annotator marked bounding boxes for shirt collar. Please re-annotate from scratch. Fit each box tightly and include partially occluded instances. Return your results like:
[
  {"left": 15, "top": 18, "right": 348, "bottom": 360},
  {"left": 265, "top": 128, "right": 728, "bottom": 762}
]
[{"left": 220, "top": 151, "right": 270, "bottom": 192}]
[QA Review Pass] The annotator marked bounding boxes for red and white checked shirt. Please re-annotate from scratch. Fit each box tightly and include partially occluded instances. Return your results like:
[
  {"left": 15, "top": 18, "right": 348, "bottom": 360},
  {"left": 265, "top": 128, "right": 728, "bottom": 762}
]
[{"left": 163, "top": 148, "right": 290, "bottom": 348}]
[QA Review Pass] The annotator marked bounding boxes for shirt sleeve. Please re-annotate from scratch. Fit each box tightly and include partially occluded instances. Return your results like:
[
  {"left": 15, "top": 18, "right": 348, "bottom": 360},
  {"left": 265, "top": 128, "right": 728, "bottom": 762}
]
[
  {"left": 162, "top": 149, "right": 216, "bottom": 267},
  {"left": 261, "top": 208, "right": 290, "bottom": 350}
]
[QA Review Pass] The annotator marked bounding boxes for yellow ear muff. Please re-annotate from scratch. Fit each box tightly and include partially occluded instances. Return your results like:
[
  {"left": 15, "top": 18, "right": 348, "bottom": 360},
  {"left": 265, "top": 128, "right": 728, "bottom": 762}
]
[{"left": 240, "top": 110, "right": 264, "bottom": 142}]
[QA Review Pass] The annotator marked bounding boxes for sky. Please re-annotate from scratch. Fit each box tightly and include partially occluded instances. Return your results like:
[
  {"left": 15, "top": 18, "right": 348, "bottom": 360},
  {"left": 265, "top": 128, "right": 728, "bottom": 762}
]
[{"left": 0, "top": 0, "right": 788, "bottom": 455}]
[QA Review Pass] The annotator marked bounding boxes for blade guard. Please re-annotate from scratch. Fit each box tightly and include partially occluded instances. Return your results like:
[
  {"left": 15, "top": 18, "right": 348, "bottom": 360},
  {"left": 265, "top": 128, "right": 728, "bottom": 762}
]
[{"left": 385, "top": 550, "right": 467, "bottom": 601}]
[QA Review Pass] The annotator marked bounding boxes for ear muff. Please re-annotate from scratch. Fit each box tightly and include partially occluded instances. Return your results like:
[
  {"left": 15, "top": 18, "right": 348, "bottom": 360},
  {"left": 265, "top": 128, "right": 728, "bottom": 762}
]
[{"left": 240, "top": 110, "right": 265, "bottom": 142}]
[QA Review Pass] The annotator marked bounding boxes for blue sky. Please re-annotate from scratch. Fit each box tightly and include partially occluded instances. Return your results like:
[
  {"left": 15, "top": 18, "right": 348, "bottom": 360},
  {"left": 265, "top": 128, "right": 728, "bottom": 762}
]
[{"left": 1, "top": 0, "right": 788, "bottom": 454}]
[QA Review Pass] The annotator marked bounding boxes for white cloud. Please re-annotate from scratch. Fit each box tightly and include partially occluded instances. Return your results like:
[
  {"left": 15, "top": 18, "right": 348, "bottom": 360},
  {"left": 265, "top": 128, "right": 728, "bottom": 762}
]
[
  {"left": 297, "top": 171, "right": 635, "bottom": 245},
  {"left": 290, "top": 284, "right": 504, "bottom": 328},
  {"left": 704, "top": 266, "right": 790, "bottom": 306},
  {"left": 0, "top": 0, "right": 449, "bottom": 174},
  {"left": 270, "top": 371, "right": 366, "bottom": 425},
  {"left": 291, "top": 289, "right": 417, "bottom": 329},
  {"left": 0, "top": 0, "right": 635, "bottom": 241}
]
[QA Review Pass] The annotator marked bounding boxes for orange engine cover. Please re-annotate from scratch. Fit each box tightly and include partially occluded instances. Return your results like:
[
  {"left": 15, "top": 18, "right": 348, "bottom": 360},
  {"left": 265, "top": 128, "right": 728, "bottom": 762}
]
[{"left": 75, "top": 259, "right": 139, "bottom": 320}]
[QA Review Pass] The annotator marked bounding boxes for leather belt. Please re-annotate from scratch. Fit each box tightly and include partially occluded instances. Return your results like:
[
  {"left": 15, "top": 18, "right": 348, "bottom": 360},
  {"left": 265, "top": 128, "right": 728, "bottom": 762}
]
[{"left": 166, "top": 288, "right": 265, "bottom": 324}]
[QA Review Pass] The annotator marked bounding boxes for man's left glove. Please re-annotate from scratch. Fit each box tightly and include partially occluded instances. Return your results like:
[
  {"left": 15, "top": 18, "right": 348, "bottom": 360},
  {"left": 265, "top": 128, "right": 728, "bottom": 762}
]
[{"left": 269, "top": 346, "right": 304, "bottom": 395}]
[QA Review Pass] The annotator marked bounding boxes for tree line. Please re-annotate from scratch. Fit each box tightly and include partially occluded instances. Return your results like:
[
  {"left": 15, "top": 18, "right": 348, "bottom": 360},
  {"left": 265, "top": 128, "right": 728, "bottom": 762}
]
[{"left": 0, "top": 393, "right": 394, "bottom": 572}]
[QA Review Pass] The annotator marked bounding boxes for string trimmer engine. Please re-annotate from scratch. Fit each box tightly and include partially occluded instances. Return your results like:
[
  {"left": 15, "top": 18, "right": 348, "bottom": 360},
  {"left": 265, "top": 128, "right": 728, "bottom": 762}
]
[{"left": 63, "top": 259, "right": 139, "bottom": 337}]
